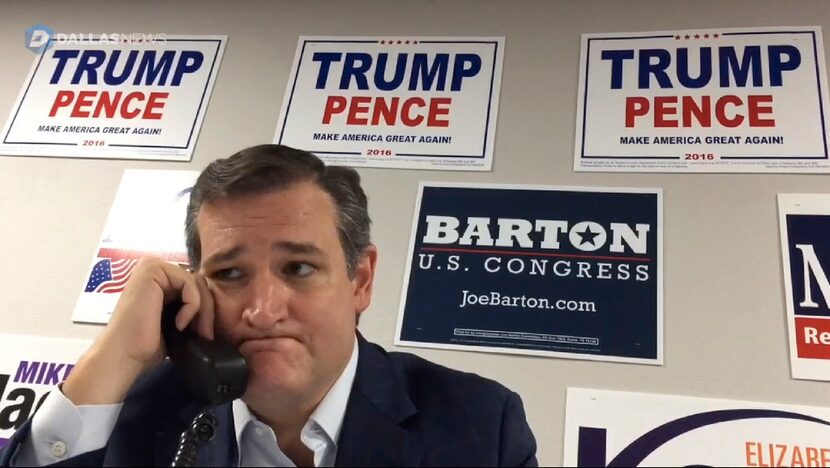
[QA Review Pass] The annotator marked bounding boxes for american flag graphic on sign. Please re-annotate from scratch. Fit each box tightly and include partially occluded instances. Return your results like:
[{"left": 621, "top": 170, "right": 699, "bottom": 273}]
[
  {"left": 83, "top": 248, "right": 189, "bottom": 295},
  {"left": 84, "top": 256, "right": 139, "bottom": 294}
]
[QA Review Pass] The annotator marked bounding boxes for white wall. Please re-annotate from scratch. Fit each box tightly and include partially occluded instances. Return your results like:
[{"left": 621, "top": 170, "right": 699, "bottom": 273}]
[{"left": 1, "top": 1, "right": 828, "bottom": 465}]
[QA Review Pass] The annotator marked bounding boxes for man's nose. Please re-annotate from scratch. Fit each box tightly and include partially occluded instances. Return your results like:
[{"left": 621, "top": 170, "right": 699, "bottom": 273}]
[{"left": 241, "top": 274, "right": 288, "bottom": 330}]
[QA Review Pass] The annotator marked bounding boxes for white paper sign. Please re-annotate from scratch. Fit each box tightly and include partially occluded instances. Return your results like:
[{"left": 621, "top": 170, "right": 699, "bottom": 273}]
[
  {"left": 575, "top": 27, "right": 830, "bottom": 173},
  {"left": 274, "top": 36, "right": 504, "bottom": 171},
  {"left": 0, "top": 35, "right": 226, "bottom": 161},
  {"left": 564, "top": 388, "right": 830, "bottom": 467},
  {"left": 72, "top": 169, "right": 198, "bottom": 324}
]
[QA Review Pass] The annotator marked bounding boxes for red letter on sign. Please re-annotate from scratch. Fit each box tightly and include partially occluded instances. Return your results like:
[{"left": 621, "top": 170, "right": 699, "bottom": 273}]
[
  {"left": 322, "top": 96, "right": 347, "bottom": 124},
  {"left": 346, "top": 96, "right": 371, "bottom": 125},
  {"left": 747, "top": 95, "right": 775, "bottom": 127},
  {"left": 427, "top": 98, "right": 451, "bottom": 127},
  {"left": 625, "top": 97, "right": 649, "bottom": 127},
  {"left": 143, "top": 92, "right": 168, "bottom": 120},
  {"left": 401, "top": 97, "right": 426, "bottom": 127},
  {"left": 49, "top": 91, "right": 75, "bottom": 117},
  {"left": 715, "top": 95, "right": 744, "bottom": 128},
  {"left": 70, "top": 91, "right": 97, "bottom": 118}
]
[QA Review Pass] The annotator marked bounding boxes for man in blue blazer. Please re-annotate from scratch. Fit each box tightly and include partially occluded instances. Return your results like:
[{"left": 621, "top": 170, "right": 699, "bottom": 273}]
[{"left": 0, "top": 145, "right": 537, "bottom": 467}]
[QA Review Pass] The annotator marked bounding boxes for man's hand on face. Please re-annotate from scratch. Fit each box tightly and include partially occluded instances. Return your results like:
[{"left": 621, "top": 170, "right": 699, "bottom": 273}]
[{"left": 62, "top": 257, "right": 216, "bottom": 405}]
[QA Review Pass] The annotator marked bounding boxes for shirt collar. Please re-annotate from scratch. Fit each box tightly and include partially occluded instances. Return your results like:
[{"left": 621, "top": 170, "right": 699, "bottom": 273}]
[
  {"left": 232, "top": 336, "right": 359, "bottom": 448},
  {"left": 307, "top": 335, "right": 359, "bottom": 444},
  {"left": 232, "top": 398, "right": 254, "bottom": 449}
]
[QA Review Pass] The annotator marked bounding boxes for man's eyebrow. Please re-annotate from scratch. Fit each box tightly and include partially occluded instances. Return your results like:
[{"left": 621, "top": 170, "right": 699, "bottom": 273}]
[
  {"left": 203, "top": 245, "right": 246, "bottom": 267},
  {"left": 273, "top": 241, "right": 327, "bottom": 257},
  {"left": 202, "top": 242, "right": 327, "bottom": 267}
]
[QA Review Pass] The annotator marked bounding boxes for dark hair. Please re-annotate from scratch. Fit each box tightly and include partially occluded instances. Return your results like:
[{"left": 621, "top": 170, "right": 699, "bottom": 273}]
[{"left": 185, "top": 145, "right": 371, "bottom": 276}]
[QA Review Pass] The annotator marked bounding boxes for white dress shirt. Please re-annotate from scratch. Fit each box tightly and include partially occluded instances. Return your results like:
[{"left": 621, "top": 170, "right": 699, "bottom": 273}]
[
  {"left": 12, "top": 337, "right": 359, "bottom": 467},
  {"left": 232, "top": 338, "right": 358, "bottom": 467}
]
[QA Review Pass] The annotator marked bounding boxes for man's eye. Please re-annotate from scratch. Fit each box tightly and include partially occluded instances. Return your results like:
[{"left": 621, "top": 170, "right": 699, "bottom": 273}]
[
  {"left": 213, "top": 268, "right": 244, "bottom": 280},
  {"left": 286, "top": 262, "right": 315, "bottom": 277}
]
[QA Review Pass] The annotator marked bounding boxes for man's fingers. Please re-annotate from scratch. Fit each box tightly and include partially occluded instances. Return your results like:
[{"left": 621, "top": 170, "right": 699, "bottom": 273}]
[
  {"left": 158, "top": 262, "right": 202, "bottom": 331},
  {"left": 193, "top": 274, "right": 215, "bottom": 340}
]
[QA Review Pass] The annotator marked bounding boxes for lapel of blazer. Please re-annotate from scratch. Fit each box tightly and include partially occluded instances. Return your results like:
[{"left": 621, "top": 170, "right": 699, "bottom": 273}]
[
  {"left": 154, "top": 400, "right": 236, "bottom": 467},
  {"left": 334, "top": 334, "right": 422, "bottom": 467}
]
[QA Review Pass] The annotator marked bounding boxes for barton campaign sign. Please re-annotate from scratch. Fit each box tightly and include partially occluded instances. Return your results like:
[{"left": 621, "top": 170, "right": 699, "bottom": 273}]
[
  {"left": 395, "top": 183, "right": 663, "bottom": 364},
  {"left": 274, "top": 36, "right": 504, "bottom": 171},
  {"left": 0, "top": 33, "right": 226, "bottom": 161},
  {"left": 779, "top": 194, "right": 830, "bottom": 381},
  {"left": 575, "top": 26, "right": 830, "bottom": 173}
]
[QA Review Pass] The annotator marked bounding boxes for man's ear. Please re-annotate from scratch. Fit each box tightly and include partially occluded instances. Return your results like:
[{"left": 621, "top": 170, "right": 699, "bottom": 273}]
[{"left": 353, "top": 245, "right": 378, "bottom": 316}]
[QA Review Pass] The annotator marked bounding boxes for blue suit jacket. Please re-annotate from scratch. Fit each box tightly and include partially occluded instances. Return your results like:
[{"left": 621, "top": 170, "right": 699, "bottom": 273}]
[{"left": 0, "top": 334, "right": 537, "bottom": 466}]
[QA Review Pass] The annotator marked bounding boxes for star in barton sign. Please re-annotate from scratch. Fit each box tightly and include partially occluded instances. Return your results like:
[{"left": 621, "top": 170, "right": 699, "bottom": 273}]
[{"left": 576, "top": 225, "right": 601, "bottom": 247}]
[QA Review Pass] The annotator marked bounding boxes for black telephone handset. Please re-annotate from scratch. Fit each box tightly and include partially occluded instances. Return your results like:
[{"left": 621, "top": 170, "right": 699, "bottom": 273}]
[
  {"left": 161, "top": 300, "right": 250, "bottom": 467},
  {"left": 160, "top": 300, "right": 249, "bottom": 407}
]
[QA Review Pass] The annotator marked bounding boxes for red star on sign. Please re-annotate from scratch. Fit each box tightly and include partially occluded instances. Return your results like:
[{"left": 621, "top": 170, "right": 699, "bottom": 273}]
[
  {"left": 704, "top": 34, "right": 710, "bottom": 39},
  {"left": 405, "top": 40, "right": 410, "bottom": 44},
  {"left": 380, "top": 40, "right": 386, "bottom": 44},
  {"left": 675, "top": 35, "right": 681, "bottom": 40},
  {"left": 413, "top": 40, "right": 419, "bottom": 44},
  {"left": 684, "top": 35, "right": 690, "bottom": 39},
  {"left": 397, "top": 40, "right": 402, "bottom": 44},
  {"left": 714, "top": 33, "right": 720, "bottom": 38},
  {"left": 694, "top": 34, "right": 700, "bottom": 39}
]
